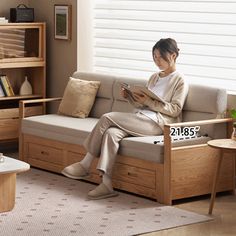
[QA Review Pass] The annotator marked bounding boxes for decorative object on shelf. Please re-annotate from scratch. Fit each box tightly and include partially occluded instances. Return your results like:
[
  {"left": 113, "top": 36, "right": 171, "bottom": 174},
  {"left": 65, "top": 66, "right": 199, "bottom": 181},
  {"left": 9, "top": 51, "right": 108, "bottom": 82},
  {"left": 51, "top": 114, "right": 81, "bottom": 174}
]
[
  {"left": 230, "top": 109, "right": 236, "bottom": 140},
  {"left": 232, "top": 127, "right": 236, "bottom": 141},
  {"left": 10, "top": 4, "right": 34, "bottom": 23},
  {"left": 19, "top": 76, "right": 32, "bottom": 95},
  {"left": 54, "top": 5, "right": 72, "bottom": 40}
]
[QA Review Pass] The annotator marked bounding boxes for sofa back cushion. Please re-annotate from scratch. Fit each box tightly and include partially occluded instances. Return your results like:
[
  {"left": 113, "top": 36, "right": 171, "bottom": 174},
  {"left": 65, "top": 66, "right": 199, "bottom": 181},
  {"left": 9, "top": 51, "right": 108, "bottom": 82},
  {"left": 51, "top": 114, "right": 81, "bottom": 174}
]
[
  {"left": 71, "top": 72, "right": 227, "bottom": 139},
  {"left": 72, "top": 71, "right": 115, "bottom": 118},
  {"left": 183, "top": 84, "right": 227, "bottom": 138},
  {"left": 112, "top": 76, "right": 148, "bottom": 113}
]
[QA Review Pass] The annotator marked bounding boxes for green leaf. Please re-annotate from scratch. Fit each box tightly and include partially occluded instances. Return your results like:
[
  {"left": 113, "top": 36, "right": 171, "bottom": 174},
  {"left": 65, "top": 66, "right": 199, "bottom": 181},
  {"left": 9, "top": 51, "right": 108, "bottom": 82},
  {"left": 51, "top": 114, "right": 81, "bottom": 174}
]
[{"left": 230, "top": 109, "right": 236, "bottom": 119}]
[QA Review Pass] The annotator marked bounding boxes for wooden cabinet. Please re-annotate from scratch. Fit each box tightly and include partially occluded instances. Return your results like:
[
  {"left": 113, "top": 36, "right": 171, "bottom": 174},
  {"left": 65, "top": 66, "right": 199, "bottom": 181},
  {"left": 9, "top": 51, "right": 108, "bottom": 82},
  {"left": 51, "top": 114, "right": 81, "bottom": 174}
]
[{"left": 0, "top": 22, "right": 46, "bottom": 142}]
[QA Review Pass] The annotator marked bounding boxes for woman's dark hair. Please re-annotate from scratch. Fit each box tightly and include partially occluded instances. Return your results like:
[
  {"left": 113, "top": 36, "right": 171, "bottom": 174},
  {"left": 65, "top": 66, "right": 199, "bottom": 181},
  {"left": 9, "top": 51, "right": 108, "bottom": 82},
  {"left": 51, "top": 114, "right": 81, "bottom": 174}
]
[{"left": 152, "top": 38, "right": 179, "bottom": 62}]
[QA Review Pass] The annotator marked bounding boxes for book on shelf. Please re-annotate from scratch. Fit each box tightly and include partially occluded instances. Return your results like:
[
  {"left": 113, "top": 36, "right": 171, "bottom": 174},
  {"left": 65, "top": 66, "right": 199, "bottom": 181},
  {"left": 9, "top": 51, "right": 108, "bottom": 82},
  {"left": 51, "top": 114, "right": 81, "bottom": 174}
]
[
  {"left": 5, "top": 76, "right": 15, "bottom": 96},
  {"left": 0, "top": 83, "right": 5, "bottom": 97},
  {"left": 120, "top": 82, "right": 166, "bottom": 104},
  {"left": 0, "top": 75, "right": 15, "bottom": 96}
]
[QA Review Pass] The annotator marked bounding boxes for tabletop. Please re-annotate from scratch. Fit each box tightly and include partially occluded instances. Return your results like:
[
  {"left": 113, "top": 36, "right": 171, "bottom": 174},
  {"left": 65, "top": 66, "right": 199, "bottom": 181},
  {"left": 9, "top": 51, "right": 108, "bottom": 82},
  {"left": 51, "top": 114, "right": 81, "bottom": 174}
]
[
  {"left": 0, "top": 156, "right": 30, "bottom": 174},
  {"left": 207, "top": 139, "right": 236, "bottom": 151}
]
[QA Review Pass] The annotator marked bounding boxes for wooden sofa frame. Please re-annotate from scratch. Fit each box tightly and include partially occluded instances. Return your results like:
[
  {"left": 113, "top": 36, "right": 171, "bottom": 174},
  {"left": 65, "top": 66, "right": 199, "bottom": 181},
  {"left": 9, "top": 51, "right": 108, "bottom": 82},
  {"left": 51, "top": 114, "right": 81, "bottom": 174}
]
[{"left": 19, "top": 98, "right": 235, "bottom": 205}]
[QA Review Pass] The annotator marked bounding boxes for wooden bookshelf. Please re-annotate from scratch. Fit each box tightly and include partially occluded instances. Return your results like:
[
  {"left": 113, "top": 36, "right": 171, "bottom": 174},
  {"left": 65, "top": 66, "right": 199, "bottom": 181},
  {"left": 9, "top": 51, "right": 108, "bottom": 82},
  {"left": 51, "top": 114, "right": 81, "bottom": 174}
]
[
  {"left": 0, "top": 22, "right": 46, "bottom": 143},
  {"left": 0, "top": 94, "right": 42, "bottom": 101}
]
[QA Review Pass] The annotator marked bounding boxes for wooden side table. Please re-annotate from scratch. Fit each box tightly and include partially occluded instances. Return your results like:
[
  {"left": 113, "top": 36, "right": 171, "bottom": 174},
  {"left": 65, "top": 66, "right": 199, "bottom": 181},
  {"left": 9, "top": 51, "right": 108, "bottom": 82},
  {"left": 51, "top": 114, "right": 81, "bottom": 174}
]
[
  {"left": 0, "top": 156, "right": 30, "bottom": 212},
  {"left": 207, "top": 139, "right": 236, "bottom": 214}
]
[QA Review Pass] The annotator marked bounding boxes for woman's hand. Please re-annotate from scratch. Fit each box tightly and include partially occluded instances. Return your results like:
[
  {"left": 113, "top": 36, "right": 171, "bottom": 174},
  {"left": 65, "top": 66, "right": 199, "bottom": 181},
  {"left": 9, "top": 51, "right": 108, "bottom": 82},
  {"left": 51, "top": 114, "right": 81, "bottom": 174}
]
[
  {"left": 133, "top": 92, "right": 149, "bottom": 104},
  {"left": 120, "top": 87, "right": 128, "bottom": 98}
]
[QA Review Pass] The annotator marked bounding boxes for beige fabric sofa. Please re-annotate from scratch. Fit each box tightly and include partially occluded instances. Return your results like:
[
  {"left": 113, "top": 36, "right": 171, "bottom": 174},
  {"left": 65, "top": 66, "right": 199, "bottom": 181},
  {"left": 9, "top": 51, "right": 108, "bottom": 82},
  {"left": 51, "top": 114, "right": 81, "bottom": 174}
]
[{"left": 19, "top": 71, "right": 234, "bottom": 204}]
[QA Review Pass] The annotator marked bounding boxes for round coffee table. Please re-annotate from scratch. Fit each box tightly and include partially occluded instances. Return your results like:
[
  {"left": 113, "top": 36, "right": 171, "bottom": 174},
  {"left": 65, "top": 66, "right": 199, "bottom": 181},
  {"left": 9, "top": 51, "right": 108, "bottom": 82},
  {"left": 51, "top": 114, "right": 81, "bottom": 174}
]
[
  {"left": 207, "top": 139, "right": 236, "bottom": 214},
  {"left": 0, "top": 156, "right": 30, "bottom": 212}
]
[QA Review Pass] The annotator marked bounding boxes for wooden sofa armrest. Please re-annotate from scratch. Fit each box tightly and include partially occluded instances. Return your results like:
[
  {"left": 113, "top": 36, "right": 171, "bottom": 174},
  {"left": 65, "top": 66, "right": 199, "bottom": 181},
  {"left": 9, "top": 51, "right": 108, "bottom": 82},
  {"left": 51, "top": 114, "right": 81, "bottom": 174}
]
[
  {"left": 164, "top": 118, "right": 233, "bottom": 128},
  {"left": 163, "top": 117, "right": 233, "bottom": 153},
  {"left": 163, "top": 117, "right": 233, "bottom": 144},
  {"left": 19, "top": 97, "right": 62, "bottom": 119},
  {"left": 162, "top": 117, "right": 233, "bottom": 165},
  {"left": 163, "top": 118, "right": 233, "bottom": 146},
  {"left": 162, "top": 117, "right": 233, "bottom": 205}
]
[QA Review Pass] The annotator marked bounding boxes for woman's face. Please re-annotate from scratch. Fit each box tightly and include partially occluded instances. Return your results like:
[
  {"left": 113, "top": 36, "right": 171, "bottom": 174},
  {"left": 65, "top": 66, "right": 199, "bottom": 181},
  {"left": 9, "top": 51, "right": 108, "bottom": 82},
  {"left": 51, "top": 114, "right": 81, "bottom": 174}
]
[{"left": 153, "top": 49, "right": 176, "bottom": 71}]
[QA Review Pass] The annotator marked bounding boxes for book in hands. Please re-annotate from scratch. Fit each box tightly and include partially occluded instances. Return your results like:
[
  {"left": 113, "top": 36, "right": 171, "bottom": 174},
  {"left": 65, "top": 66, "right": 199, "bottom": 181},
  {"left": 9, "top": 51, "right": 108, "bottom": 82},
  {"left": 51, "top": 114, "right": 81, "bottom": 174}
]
[{"left": 120, "top": 82, "right": 166, "bottom": 103}]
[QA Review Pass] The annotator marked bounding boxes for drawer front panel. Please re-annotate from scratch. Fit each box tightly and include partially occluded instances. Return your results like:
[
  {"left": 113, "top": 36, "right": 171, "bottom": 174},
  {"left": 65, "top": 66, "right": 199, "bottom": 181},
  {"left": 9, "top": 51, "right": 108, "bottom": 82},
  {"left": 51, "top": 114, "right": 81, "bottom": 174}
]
[
  {"left": 113, "top": 163, "right": 155, "bottom": 189},
  {"left": 0, "top": 119, "right": 18, "bottom": 140},
  {"left": 0, "top": 105, "right": 42, "bottom": 141},
  {"left": 28, "top": 143, "right": 63, "bottom": 165},
  {"left": 0, "top": 105, "right": 43, "bottom": 119},
  {"left": 66, "top": 151, "right": 84, "bottom": 166},
  {"left": 0, "top": 108, "right": 18, "bottom": 119}
]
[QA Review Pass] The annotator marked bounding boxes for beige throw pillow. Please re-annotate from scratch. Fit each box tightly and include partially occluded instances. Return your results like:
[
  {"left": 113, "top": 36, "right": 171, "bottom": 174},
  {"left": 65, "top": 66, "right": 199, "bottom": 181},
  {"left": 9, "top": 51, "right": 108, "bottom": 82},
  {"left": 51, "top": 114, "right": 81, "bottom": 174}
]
[{"left": 58, "top": 77, "right": 100, "bottom": 118}]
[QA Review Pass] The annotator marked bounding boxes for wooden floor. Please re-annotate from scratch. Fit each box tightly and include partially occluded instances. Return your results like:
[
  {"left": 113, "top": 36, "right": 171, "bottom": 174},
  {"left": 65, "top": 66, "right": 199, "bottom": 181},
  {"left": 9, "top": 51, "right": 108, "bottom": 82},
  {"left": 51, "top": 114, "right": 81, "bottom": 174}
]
[{"left": 143, "top": 192, "right": 236, "bottom": 236}]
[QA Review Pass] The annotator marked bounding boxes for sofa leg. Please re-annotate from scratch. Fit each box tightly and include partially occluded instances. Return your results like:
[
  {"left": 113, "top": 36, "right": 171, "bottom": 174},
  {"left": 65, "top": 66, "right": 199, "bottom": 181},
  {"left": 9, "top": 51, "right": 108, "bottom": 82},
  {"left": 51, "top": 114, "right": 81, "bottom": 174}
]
[
  {"left": 163, "top": 197, "right": 172, "bottom": 205},
  {"left": 19, "top": 134, "right": 24, "bottom": 161}
]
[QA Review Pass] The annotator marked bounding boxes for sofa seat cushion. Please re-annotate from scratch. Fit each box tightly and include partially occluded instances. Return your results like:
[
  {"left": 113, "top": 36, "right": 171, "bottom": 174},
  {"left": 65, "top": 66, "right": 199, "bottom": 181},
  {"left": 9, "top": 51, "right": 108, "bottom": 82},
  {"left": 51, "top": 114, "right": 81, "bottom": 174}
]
[
  {"left": 22, "top": 114, "right": 99, "bottom": 145},
  {"left": 22, "top": 114, "right": 211, "bottom": 163},
  {"left": 119, "top": 135, "right": 211, "bottom": 163}
]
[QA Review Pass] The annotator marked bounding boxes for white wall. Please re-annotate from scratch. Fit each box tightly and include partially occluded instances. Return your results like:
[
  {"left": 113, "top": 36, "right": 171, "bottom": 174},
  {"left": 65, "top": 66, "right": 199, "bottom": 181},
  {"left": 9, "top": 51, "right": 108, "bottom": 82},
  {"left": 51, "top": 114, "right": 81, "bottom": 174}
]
[{"left": 77, "top": 0, "right": 94, "bottom": 71}]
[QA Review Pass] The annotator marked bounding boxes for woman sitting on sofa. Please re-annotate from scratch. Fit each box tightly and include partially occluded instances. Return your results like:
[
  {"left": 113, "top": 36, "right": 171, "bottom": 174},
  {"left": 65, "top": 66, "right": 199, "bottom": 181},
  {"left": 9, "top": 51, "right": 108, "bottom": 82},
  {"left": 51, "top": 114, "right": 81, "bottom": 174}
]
[{"left": 62, "top": 38, "right": 189, "bottom": 200}]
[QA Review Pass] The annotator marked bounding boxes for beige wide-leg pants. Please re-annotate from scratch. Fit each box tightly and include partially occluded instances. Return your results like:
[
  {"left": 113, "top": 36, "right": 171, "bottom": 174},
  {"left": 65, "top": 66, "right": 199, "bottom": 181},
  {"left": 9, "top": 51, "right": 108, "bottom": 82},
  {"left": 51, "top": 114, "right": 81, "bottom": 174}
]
[{"left": 83, "top": 112, "right": 162, "bottom": 176}]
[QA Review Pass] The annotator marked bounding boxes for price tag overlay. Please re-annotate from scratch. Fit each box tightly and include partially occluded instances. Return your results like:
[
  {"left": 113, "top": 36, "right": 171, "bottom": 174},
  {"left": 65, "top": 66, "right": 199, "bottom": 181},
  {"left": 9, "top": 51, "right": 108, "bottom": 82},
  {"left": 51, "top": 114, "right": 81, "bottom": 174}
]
[{"left": 170, "top": 126, "right": 200, "bottom": 138}]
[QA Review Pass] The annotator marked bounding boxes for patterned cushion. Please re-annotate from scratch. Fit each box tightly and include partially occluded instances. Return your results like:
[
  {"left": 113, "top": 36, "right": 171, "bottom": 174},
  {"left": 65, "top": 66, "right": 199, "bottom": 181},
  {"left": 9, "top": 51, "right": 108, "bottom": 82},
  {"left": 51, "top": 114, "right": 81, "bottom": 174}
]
[{"left": 58, "top": 77, "right": 100, "bottom": 118}]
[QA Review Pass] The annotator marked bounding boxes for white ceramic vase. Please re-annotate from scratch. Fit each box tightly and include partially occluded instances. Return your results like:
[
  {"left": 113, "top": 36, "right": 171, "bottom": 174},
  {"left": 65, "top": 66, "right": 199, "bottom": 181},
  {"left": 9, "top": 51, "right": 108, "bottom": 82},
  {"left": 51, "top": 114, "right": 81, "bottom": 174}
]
[
  {"left": 232, "top": 126, "right": 236, "bottom": 141},
  {"left": 20, "top": 76, "right": 32, "bottom": 95}
]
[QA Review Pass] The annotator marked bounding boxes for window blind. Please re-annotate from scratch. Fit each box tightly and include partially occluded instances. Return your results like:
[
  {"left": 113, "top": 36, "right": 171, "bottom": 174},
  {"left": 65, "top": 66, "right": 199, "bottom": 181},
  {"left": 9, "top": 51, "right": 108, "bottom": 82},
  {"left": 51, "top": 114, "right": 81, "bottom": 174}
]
[{"left": 93, "top": 0, "right": 236, "bottom": 92}]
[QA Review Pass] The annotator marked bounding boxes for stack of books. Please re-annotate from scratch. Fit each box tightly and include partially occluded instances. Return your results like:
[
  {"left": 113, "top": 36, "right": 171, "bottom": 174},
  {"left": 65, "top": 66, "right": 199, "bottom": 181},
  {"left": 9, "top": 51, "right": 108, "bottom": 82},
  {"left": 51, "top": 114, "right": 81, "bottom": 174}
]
[
  {"left": 0, "top": 75, "right": 15, "bottom": 97},
  {"left": 0, "top": 17, "right": 8, "bottom": 24}
]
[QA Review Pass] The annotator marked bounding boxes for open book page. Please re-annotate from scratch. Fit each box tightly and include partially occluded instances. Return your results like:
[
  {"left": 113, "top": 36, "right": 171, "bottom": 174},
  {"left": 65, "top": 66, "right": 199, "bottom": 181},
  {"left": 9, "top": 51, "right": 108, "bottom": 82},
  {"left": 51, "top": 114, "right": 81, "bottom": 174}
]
[
  {"left": 120, "top": 82, "right": 166, "bottom": 104},
  {"left": 120, "top": 83, "right": 144, "bottom": 108}
]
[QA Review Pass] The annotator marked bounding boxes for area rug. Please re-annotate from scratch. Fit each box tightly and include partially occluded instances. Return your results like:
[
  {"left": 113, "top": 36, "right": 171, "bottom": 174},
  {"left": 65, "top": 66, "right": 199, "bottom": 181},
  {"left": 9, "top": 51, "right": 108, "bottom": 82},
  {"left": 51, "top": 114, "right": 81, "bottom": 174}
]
[{"left": 0, "top": 168, "right": 211, "bottom": 236}]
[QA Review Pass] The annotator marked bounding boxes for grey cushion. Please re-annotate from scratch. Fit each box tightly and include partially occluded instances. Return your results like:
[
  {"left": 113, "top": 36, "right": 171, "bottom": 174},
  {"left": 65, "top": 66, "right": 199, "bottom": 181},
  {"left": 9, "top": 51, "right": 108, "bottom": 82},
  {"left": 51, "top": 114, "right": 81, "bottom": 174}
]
[
  {"left": 183, "top": 111, "right": 227, "bottom": 139},
  {"left": 72, "top": 71, "right": 115, "bottom": 118},
  {"left": 183, "top": 84, "right": 227, "bottom": 138},
  {"left": 22, "top": 114, "right": 212, "bottom": 163},
  {"left": 90, "top": 98, "right": 113, "bottom": 118},
  {"left": 22, "top": 114, "right": 99, "bottom": 145},
  {"left": 111, "top": 100, "right": 135, "bottom": 113},
  {"left": 119, "top": 135, "right": 211, "bottom": 163},
  {"left": 72, "top": 71, "right": 115, "bottom": 98},
  {"left": 183, "top": 111, "right": 216, "bottom": 137},
  {"left": 183, "top": 84, "right": 227, "bottom": 114}
]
